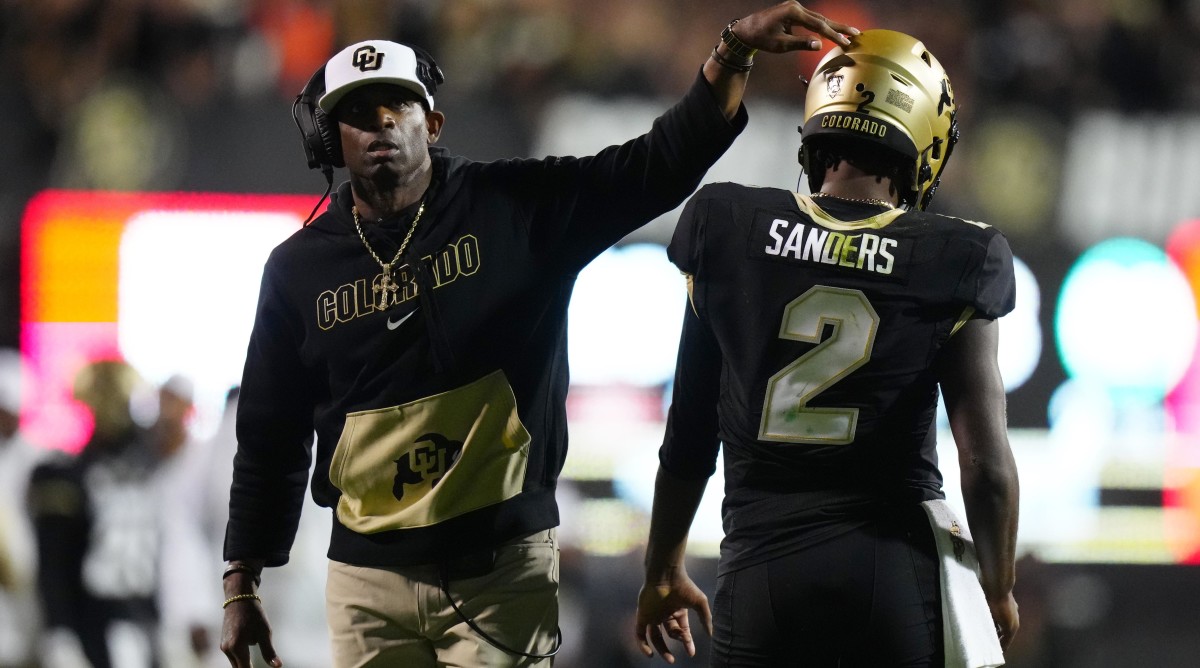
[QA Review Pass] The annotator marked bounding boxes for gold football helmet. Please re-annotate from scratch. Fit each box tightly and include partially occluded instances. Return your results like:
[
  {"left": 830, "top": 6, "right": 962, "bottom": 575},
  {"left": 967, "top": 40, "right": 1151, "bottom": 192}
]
[{"left": 800, "top": 29, "right": 959, "bottom": 210}]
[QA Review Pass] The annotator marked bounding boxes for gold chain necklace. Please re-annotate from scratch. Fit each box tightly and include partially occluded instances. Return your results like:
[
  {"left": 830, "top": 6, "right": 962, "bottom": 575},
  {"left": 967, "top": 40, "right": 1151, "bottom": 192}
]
[
  {"left": 353, "top": 201, "right": 425, "bottom": 310},
  {"left": 810, "top": 192, "right": 896, "bottom": 210}
]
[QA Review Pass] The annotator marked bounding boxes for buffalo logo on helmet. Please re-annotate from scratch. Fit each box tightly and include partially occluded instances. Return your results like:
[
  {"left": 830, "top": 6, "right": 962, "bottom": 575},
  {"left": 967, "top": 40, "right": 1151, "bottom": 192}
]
[{"left": 938, "top": 77, "right": 954, "bottom": 117}]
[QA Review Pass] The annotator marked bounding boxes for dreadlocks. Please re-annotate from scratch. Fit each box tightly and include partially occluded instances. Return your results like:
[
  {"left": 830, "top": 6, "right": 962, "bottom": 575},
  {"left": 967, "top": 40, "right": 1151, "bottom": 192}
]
[{"left": 805, "top": 135, "right": 917, "bottom": 208}]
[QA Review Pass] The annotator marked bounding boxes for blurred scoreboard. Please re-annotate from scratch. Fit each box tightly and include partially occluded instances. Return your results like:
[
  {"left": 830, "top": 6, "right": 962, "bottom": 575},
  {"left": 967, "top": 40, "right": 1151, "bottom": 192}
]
[{"left": 20, "top": 190, "right": 309, "bottom": 450}]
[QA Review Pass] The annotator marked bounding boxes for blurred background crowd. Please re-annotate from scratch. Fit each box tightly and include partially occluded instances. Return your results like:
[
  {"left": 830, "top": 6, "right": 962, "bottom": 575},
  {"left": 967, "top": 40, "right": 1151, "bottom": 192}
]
[
  {"left": 1, "top": 0, "right": 1198, "bottom": 284},
  {"left": 2, "top": 0, "right": 1200, "bottom": 667}
]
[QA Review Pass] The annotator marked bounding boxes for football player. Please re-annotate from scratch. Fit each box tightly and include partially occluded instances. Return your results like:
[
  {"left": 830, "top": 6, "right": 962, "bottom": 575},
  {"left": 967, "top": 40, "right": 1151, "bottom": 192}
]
[{"left": 636, "top": 29, "right": 1020, "bottom": 667}]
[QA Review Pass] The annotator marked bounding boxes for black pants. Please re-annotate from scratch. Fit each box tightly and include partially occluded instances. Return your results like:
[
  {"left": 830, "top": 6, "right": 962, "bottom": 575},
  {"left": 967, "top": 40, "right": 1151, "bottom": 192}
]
[{"left": 711, "top": 506, "right": 942, "bottom": 667}]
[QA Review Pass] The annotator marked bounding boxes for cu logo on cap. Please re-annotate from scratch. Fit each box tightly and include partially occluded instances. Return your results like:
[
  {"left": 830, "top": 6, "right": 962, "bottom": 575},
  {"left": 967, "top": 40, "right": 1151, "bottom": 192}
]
[{"left": 352, "top": 45, "right": 385, "bottom": 72}]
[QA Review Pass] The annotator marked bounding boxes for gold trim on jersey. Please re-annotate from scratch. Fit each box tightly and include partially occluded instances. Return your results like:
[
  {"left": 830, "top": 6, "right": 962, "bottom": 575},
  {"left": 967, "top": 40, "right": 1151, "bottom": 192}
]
[
  {"left": 792, "top": 193, "right": 906, "bottom": 230},
  {"left": 685, "top": 272, "right": 698, "bottom": 316},
  {"left": 329, "top": 370, "right": 531, "bottom": 533},
  {"left": 949, "top": 306, "right": 976, "bottom": 337}
]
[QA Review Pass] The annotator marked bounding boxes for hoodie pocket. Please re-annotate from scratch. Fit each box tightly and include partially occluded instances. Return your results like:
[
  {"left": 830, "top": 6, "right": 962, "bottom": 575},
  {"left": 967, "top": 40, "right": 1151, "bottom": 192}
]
[{"left": 329, "top": 370, "right": 531, "bottom": 533}]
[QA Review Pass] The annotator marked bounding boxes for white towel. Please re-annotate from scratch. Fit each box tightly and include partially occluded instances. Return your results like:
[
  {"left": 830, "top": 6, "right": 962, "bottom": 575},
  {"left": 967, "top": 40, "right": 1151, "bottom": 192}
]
[{"left": 920, "top": 499, "right": 1006, "bottom": 668}]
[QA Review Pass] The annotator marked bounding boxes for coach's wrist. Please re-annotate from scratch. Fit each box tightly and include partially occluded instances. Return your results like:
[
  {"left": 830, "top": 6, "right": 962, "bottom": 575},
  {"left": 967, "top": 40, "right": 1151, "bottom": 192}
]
[
  {"left": 223, "top": 571, "right": 259, "bottom": 596},
  {"left": 223, "top": 559, "right": 265, "bottom": 595}
]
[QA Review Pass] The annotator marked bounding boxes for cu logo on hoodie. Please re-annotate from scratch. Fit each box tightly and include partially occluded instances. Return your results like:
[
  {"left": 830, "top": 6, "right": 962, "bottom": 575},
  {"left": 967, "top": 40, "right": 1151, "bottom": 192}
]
[
  {"left": 392, "top": 433, "right": 464, "bottom": 500},
  {"left": 352, "top": 45, "right": 385, "bottom": 72}
]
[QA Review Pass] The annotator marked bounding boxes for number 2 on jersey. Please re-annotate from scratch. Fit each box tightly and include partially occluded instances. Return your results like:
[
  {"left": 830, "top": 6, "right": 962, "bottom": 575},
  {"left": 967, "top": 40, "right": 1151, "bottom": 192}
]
[{"left": 758, "top": 286, "right": 878, "bottom": 445}]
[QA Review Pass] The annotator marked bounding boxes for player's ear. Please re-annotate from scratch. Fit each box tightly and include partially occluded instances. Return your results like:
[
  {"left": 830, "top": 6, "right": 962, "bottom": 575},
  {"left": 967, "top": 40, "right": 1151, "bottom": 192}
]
[{"left": 425, "top": 110, "right": 445, "bottom": 144}]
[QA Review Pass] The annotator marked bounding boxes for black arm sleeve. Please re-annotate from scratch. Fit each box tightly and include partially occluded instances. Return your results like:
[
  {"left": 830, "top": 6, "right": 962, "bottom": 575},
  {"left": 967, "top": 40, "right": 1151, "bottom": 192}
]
[
  {"left": 523, "top": 71, "right": 747, "bottom": 269},
  {"left": 224, "top": 263, "right": 317, "bottom": 566}
]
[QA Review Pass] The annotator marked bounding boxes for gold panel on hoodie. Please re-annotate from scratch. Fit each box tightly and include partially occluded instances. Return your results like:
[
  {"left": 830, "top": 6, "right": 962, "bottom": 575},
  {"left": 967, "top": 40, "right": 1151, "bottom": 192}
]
[{"left": 329, "top": 370, "right": 531, "bottom": 533}]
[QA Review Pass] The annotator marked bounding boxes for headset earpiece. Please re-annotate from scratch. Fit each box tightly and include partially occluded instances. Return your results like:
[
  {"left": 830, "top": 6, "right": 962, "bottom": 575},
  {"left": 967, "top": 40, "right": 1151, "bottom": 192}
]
[
  {"left": 312, "top": 104, "right": 343, "bottom": 168},
  {"left": 293, "top": 66, "right": 344, "bottom": 170},
  {"left": 409, "top": 45, "right": 445, "bottom": 94}
]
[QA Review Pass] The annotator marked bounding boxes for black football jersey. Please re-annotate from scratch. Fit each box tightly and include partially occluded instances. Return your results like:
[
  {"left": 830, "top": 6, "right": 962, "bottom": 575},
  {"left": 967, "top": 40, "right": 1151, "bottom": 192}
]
[{"left": 659, "top": 183, "right": 1016, "bottom": 574}]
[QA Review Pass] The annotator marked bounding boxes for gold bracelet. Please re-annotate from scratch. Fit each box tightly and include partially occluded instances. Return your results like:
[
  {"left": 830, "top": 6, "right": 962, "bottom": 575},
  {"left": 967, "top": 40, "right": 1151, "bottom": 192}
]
[{"left": 222, "top": 593, "right": 262, "bottom": 609}]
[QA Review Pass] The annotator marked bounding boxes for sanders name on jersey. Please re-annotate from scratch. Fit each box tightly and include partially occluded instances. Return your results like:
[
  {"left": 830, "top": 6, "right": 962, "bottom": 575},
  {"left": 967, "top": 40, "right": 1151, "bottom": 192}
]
[{"left": 763, "top": 218, "right": 897, "bottom": 275}]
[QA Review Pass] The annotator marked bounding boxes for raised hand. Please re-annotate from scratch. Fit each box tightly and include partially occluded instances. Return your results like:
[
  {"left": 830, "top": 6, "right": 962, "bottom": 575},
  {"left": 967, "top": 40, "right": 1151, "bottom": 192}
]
[{"left": 732, "top": 1, "right": 860, "bottom": 54}]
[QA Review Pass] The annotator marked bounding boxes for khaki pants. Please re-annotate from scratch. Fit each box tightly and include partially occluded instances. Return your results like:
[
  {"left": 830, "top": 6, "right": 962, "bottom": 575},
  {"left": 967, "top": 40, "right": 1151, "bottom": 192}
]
[{"left": 326, "top": 529, "right": 559, "bottom": 668}]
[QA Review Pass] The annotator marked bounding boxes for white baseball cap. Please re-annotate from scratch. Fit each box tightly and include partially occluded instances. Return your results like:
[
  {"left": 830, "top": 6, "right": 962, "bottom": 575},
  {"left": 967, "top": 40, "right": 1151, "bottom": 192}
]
[{"left": 318, "top": 40, "right": 436, "bottom": 113}]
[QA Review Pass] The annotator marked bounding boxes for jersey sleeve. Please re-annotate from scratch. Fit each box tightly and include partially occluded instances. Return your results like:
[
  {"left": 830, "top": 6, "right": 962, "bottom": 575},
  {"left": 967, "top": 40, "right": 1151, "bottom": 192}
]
[
  {"left": 666, "top": 189, "right": 709, "bottom": 276},
  {"left": 958, "top": 230, "right": 1017, "bottom": 319},
  {"left": 667, "top": 186, "right": 724, "bottom": 321},
  {"left": 659, "top": 297, "right": 723, "bottom": 480}
]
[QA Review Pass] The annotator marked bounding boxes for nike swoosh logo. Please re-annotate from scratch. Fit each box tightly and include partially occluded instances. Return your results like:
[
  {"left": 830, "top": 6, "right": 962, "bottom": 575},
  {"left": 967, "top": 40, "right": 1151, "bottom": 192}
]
[{"left": 386, "top": 308, "right": 418, "bottom": 331}]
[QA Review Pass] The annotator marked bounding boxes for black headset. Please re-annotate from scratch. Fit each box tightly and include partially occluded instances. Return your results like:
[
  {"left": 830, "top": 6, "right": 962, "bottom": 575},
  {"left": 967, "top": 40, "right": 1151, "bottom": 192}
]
[
  {"left": 291, "top": 44, "right": 445, "bottom": 223},
  {"left": 293, "top": 66, "right": 343, "bottom": 172}
]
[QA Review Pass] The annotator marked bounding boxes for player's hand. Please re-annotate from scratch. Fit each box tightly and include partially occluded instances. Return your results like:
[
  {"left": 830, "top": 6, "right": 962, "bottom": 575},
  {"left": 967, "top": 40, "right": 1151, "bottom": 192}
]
[
  {"left": 635, "top": 571, "right": 712, "bottom": 664},
  {"left": 220, "top": 596, "right": 282, "bottom": 668},
  {"left": 733, "top": 1, "right": 860, "bottom": 54},
  {"left": 988, "top": 591, "right": 1019, "bottom": 651}
]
